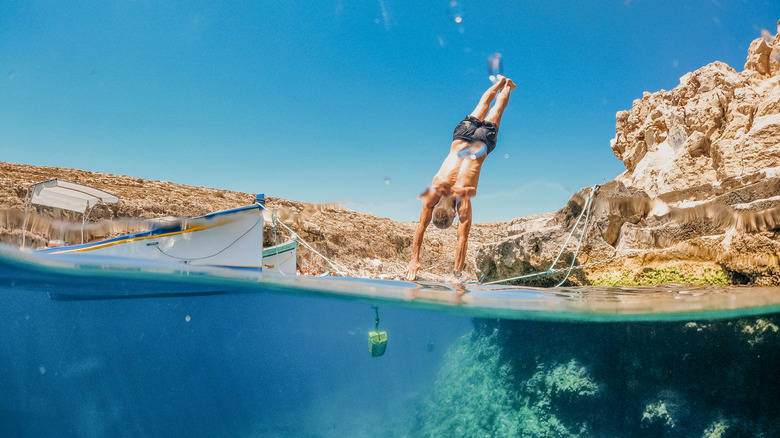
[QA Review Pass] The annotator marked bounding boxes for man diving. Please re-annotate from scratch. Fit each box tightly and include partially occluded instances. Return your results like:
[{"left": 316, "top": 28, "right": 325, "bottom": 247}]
[{"left": 405, "top": 76, "right": 516, "bottom": 282}]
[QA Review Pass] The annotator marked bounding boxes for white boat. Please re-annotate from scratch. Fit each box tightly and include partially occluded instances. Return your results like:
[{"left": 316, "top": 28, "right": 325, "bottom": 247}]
[
  {"left": 29, "top": 179, "right": 266, "bottom": 272},
  {"left": 262, "top": 239, "right": 298, "bottom": 275}
]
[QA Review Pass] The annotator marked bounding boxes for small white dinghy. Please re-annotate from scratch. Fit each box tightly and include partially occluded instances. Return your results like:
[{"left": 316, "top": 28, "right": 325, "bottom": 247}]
[{"left": 262, "top": 239, "right": 298, "bottom": 275}]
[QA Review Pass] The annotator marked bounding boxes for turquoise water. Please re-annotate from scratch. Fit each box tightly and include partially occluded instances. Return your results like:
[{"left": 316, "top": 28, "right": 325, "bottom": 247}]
[{"left": 2, "top": 245, "right": 780, "bottom": 436}]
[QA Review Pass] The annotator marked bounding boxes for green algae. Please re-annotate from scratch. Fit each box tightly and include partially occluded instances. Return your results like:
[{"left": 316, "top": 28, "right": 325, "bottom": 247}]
[
  {"left": 641, "top": 400, "right": 675, "bottom": 429},
  {"left": 591, "top": 266, "right": 728, "bottom": 287},
  {"left": 413, "top": 326, "right": 601, "bottom": 437},
  {"left": 412, "top": 328, "right": 520, "bottom": 437},
  {"left": 736, "top": 318, "right": 779, "bottom": 347}
]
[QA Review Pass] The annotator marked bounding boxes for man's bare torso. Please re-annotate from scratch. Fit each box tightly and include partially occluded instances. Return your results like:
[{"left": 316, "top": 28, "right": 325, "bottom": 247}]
[{"left": 431, "top": 139, "right": 486, "bottom": 199}]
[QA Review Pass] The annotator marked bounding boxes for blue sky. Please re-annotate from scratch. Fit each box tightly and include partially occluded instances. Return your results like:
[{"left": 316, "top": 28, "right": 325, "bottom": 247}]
[{"left": 2, "top": 1, "right": 778, "bottom": 223}]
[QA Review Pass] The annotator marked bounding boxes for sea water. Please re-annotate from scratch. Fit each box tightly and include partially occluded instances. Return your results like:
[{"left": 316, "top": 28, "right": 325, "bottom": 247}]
[{"left": 1, "top": 247, "right": 779, "bottom": 437}]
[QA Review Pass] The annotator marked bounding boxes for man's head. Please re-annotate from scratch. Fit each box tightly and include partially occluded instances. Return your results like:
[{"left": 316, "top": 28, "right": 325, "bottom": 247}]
[{"left": 431, "top": 196, "right": 456, "bottom": 229}]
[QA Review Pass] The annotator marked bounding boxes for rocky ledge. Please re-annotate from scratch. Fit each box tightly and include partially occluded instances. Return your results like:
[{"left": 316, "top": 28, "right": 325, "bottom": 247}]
[{"left": 476, "top": 21, "right": 780, "bottom": 286}]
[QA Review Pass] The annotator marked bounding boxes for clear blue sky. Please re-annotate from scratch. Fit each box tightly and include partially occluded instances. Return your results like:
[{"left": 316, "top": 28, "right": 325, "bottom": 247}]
[{"left": 2, "top": 1, "right": 778, "bottom": 222}]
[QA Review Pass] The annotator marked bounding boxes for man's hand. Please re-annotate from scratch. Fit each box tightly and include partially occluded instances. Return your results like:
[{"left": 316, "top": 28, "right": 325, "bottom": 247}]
[{"left": 405, "top": 260, "right": 421, "bottom": 281}]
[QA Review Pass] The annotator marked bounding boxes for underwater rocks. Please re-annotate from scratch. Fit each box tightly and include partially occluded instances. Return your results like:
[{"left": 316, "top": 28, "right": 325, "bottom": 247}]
[
  {"left": 477, "top": 24, "right": 780, "bottom": 286},
  {"left": 413, "top": 316, "right": 780, "bottom": 437}
]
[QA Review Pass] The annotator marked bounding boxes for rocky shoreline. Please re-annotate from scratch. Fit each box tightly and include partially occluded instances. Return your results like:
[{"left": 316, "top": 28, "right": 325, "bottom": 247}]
[
  {"left": 2, "top": 22, "right": 779, "bottom": 286},
  {"left": 477, "top": 21, "right": 780, "bottom": 286}
]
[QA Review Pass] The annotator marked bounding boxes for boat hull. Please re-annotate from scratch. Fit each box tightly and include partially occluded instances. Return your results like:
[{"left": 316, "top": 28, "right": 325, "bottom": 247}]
[
  {"left": 262, "top": 240, "right": 297, "bottom": 275},
  {"left": 37, "top": 205, "right": 264, "bottom": 271}
]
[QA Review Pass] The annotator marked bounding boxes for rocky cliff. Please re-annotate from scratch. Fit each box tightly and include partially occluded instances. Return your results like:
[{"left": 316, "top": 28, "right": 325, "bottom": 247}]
[{"left": 476, "top": 22, "right": 780, "bottom": 286}]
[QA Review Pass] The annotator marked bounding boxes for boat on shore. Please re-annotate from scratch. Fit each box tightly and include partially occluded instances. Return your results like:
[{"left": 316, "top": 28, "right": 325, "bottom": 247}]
[
  {"left": 27, "top": 179, "right": 268, "bottom": 271},
  {"left": 37, "top": 203, "right": 265, "bottom": 271}
]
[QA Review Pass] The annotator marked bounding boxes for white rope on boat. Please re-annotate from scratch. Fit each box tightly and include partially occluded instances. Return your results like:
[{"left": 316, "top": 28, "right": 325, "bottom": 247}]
[{"left": 271, "top": 214, "right": 349, "bottom": 276}]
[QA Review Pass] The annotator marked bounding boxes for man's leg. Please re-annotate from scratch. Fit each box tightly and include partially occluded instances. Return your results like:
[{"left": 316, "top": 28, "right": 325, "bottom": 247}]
[
  {"left": 469, "top": 76, "right": 506, "bottom": 120},
  {"left": 405, "top": 189, "right": 442, "bottom": 281},
  {"left": 483, "top": 78, "right": 516, "bottom": 127}
]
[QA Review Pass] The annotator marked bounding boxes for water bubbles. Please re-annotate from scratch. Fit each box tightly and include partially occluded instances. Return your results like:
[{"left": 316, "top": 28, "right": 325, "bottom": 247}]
[
  {"left": 39, "top": 365, "right": 46, "bottom": 375},
  {"left": 383, "top": 177, "right": 391, "bottom": 185},
  {"left": 448, "top": 1, "right": 465, "bottom": 33},
  {"left": 488, "top": 53, "right": 503, "bottom": 83},
  {"left": 449, "top": 1, "right": 462, "bottom": 22},
  {"left": 504, "top": 153, "right": 510, "bottom": 159},
  {"left": 185, "top": 315, "right": 191, "bottom": 322}
]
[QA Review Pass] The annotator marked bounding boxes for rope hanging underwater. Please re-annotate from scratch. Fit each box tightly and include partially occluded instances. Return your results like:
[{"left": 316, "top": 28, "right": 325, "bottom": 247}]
[
  {"left": 368, "top": 306, "right": 387, "bottom": 357},
  {"left": 482, "top": 185, "right": 599, "bottom": 286}
]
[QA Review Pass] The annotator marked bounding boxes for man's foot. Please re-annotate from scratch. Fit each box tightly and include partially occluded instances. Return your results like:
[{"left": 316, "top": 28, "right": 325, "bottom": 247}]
[
  {"left": 487, "top": 76, "right": 506, "bottom": 93},
  {"left": 504, "top": 78, "right": 516, "bottom": 91}
]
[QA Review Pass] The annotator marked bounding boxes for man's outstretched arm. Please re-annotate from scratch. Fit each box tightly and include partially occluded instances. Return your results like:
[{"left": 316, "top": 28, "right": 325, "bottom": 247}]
[
  {"left": 405, "top": 204, "right": 434, "bottom": 281},
  {"left": 452, "top": 196, "right": 472, "bottom": 281},
  {"left": 406, "top": 187, "right": 444, "bottom": 281}
]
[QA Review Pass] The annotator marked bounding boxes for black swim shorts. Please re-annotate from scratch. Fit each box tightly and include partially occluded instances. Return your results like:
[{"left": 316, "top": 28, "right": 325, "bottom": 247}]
[{"left": 452, "top": 115, "right": 498, "bottom": 154}]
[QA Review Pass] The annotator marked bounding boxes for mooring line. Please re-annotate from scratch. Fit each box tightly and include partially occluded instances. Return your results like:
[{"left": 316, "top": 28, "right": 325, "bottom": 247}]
[{"left": 479, "top": 185, "right": 648, "bottom": 286}]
